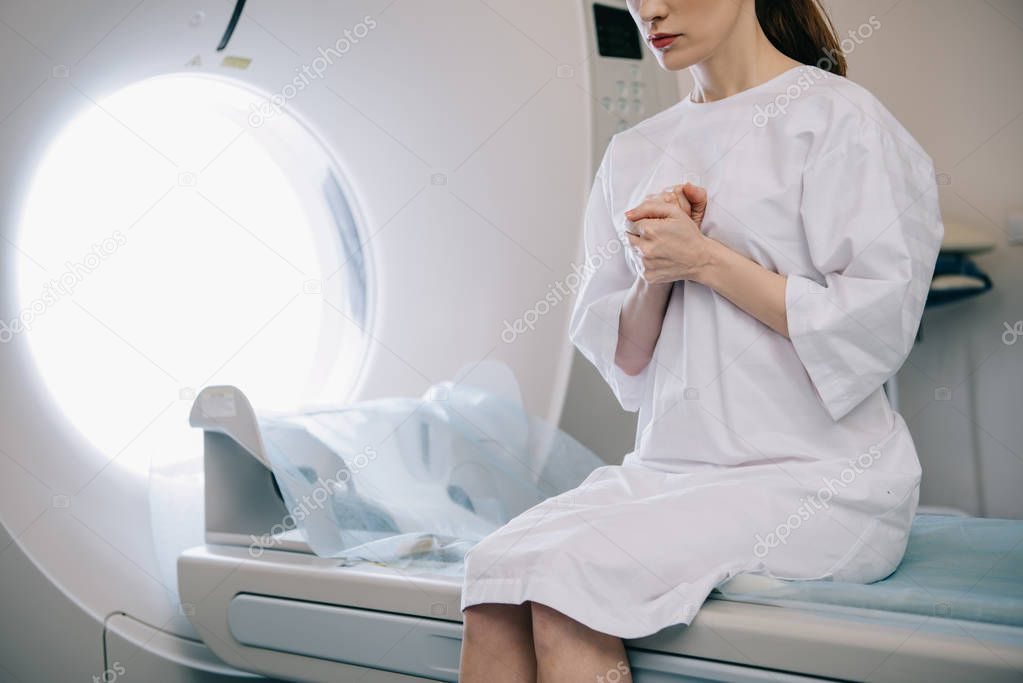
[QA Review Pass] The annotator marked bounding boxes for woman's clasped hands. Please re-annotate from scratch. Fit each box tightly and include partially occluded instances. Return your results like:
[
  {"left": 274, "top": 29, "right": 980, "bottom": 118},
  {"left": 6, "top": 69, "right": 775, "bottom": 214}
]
[{"left": 624, "top": 182, "right": 711, "bottom": 285}]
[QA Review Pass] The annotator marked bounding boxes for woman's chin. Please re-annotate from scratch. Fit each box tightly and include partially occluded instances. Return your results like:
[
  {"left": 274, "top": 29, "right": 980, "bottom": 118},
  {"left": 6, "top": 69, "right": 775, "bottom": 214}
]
[{"left": 653, "top": 45, "right": 701, "bottom": 72}]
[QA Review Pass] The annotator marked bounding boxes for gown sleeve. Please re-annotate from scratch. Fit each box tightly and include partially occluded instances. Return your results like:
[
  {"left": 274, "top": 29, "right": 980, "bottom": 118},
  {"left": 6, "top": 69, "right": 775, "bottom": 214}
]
[
  {"left": 568, "top": 140, "right": 650, "bottom": 413},
  {"left": 785, "top": 123, "right": 944, "bottom": 422}
]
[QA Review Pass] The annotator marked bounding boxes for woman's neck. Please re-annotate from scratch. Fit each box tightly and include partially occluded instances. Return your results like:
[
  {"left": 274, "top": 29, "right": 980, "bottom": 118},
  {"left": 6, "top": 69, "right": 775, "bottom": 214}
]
[{"left": 688, "top": 18, "right": 803, "bottom": 104}]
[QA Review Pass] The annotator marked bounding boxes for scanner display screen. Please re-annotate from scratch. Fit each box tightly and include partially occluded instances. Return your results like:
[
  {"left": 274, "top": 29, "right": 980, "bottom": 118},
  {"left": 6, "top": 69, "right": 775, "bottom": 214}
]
[{"left": 593, "top": 4, "right": 643, "bottom": 60}]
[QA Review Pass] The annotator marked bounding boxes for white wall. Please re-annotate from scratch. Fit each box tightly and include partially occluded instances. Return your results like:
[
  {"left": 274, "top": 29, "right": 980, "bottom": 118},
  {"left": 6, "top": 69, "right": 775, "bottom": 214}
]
[{"left": 560, "top": 0, "right": 1023, "bottom": 519}]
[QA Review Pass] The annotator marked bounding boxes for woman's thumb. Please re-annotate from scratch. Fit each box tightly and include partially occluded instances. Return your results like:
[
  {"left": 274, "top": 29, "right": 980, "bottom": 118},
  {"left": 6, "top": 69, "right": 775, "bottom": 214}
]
[
  {"left": 682, "top": 183, "right": 707, "bottom": 227},
  {"left": 669, "top": 184, "right": 692, "bottom": 216}
]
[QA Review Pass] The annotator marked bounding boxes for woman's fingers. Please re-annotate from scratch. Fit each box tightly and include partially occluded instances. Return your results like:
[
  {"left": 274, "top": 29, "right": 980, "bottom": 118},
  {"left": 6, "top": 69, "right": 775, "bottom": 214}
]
[
  {"left": 625, "top": 196, "right": 682, "bottom": 222},
  {"left": 681, "top": 182, "right": 706, "bottom": 202},
  {"left": 643, "top": 190, "right": 676, "bottom": 203},
  {"left": 681, "top": 183, "right": 708, "bottom": 227},
  {"left": 669, "top": 184, "right": 692, "bottom": 216},
  {"left": 626, "top": 182, "right": 706, "bottom": 238}
]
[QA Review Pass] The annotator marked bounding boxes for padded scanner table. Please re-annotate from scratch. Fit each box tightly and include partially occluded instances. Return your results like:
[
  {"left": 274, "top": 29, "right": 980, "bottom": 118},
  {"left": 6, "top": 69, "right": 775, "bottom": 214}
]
[{"left": 179, "top": 514, "right": 1023, "bottom": 682}]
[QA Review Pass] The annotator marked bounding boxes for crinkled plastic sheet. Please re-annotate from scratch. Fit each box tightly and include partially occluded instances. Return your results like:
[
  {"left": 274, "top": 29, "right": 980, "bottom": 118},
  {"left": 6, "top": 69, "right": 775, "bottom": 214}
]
[{"left": 254, "top": 365, "right": 603, "bottom": 575}]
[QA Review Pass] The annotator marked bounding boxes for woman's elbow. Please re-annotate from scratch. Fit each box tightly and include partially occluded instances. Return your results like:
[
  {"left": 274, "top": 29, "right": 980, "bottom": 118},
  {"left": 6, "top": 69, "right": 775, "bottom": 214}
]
[{"left": 614, "top": 350, "right": 651, "bottom": 377}]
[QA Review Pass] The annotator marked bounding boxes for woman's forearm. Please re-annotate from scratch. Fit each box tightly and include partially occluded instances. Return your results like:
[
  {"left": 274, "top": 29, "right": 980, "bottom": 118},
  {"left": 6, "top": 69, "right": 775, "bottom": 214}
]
[
  {"left": 694, "top": 238, "right": 790, "bottom": 338},
  {"left": 615, "top": 278, "right": 673, "bottom": 376},
  {"left": 614, "top": 237, "right": 787, "bottom": 377}
]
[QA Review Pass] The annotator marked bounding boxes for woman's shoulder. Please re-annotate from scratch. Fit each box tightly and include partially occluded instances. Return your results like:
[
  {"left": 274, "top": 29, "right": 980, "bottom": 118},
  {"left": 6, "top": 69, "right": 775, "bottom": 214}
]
[{"left": 788, "top": 67, "right": 933, "bottom": 170}]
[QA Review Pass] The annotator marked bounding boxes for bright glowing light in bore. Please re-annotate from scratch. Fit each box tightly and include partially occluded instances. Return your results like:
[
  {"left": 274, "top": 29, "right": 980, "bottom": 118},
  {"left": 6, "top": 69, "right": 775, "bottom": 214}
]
[{"left": 16, "top": 75, "right": 358, "bottom": 474}]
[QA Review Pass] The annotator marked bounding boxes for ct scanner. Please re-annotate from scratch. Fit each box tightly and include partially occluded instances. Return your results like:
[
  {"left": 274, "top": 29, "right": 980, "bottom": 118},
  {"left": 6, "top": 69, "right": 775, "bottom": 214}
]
[
  {"left": 0, "top": 0, "right": 679, "bottom": 680},
  {"left": 3, "top": 2, "right": 1023, "bottom": 683}
]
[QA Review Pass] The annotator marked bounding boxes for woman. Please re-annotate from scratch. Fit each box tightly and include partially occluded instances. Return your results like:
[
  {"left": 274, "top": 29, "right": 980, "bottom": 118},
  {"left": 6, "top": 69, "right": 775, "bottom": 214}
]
[{"left": 460, "top": 0, "right": 943, "bottom": 680}]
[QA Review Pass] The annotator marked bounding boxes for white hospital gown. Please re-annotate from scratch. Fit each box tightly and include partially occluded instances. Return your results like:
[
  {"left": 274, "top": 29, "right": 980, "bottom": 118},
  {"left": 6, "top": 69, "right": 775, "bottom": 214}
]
[{"left": 460, "top": 65, "right": 943, "bottom": 639}]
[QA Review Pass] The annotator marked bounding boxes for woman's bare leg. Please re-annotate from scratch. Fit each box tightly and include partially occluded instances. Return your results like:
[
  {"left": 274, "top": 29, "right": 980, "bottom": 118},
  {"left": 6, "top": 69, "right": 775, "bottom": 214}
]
[
  {"left": 531, "top": 602, "right": 631, "bottom": 683},
  {"left": 459, "top": 602, "right": 536, "bottom": 683}
]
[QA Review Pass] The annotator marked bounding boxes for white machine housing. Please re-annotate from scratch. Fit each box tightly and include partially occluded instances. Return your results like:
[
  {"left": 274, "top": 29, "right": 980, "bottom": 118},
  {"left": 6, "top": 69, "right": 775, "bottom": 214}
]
[{"left": 0, "top": 0, "right": 678, "bottom": 680}]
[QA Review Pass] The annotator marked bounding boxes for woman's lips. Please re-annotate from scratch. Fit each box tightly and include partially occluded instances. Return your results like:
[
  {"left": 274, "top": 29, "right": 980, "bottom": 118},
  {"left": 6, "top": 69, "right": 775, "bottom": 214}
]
[{"left": 649, "top": 33, "right": 681, "bottom": 50}]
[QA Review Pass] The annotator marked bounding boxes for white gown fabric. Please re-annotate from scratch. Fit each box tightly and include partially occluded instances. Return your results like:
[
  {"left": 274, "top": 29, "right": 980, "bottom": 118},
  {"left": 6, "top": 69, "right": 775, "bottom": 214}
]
[{"left": 460, "top": 65, "right": 944, "bottom": 639}]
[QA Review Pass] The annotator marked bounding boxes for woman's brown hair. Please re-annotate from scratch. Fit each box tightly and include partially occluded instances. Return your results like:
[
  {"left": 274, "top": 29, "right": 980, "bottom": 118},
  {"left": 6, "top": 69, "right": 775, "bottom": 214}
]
[{"left": 755, "top": 0, "right": 847, "bottom": 77}]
